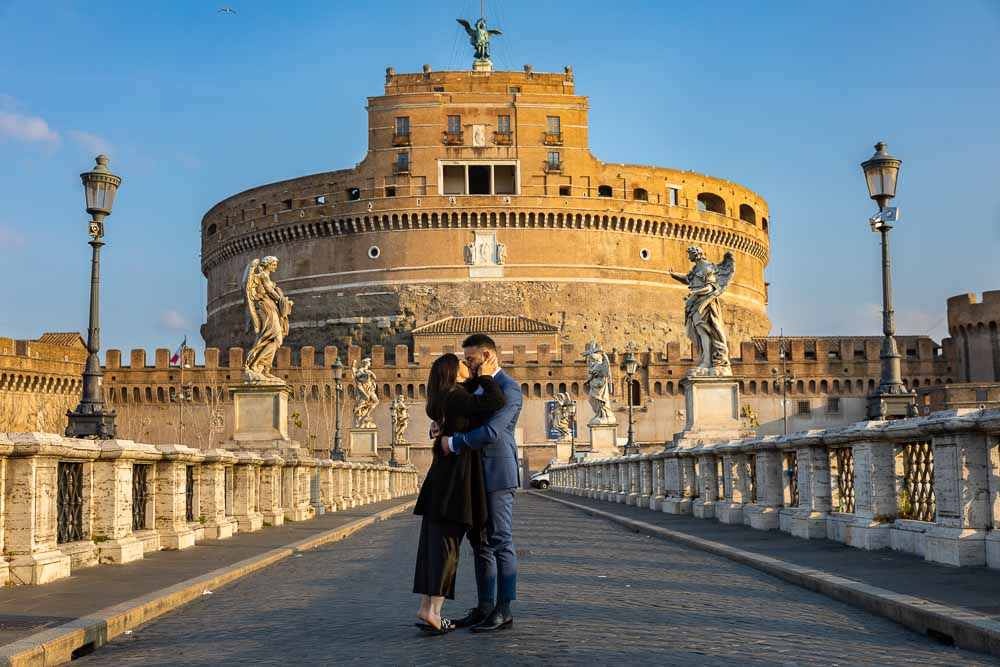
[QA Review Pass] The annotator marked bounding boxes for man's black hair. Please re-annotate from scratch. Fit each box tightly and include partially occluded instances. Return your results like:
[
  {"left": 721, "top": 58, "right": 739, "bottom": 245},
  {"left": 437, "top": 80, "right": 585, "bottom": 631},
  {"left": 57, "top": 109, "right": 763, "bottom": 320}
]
[{"left": 462, "top": 333, "right": 497, "bottom": 351}]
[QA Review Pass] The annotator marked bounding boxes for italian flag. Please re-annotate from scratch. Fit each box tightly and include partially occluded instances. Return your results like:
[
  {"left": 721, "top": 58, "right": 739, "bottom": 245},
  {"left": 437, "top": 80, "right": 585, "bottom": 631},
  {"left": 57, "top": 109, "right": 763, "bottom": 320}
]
[{"left": 170, "top": 336, "right": 187, "bottom": 365}]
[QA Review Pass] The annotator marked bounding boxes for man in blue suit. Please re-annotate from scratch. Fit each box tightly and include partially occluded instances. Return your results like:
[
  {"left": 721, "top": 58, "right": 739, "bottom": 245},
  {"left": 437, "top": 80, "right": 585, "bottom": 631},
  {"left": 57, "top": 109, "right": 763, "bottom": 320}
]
[{"left": 437, "top": 333, "right": 522, "bottom": 632}]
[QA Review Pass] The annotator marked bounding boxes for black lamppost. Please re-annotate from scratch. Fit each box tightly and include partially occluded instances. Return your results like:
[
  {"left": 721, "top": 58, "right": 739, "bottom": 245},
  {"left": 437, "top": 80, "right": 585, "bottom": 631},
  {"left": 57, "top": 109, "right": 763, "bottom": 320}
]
[
  {"left": 621, "top": 342, "right": 640, "bottom": 455},
  {"left": 66, "top": 155, "right": 121, "bottom": 439},
  {"left": 860, "top": 141, "right": 915, "bottom": 420},
  {"left": 771, "top": 367, "right": 794, "bottom": 435},
  {"left": 331, "top": 356, "right": 346, "bottom": 460}
]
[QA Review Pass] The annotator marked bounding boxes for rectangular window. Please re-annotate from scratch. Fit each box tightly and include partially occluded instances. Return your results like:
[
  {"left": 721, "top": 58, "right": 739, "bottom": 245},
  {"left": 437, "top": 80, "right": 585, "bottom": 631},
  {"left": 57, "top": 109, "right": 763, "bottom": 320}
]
[
  {"left": 497, "top": 115, "right": 511, "bottom": 134},
  {"left": 396, "top": 151, "right": 409, "bottom": 169},
  {"left": 797, "top": 400, "right": 812, "bottom": 415},
  {"left": 547, "top": 116, "right": 561, "bottom": 135},
  {"left": 447, "top": 115, "right": 461, "bottom": 134},
  {"left": 395, "top": 116, "right": 409, "bottom": 137},
  {"left": 667, "top": 187, "right": 679, "bottom": 206},
  {"left": 442, "top": 165, "right": 465, "bottom": 195},
  {"left": 314, "top": 195, "right": 326, "bottom": 205},
  {"left": 509, "top": 86, "right": 520, "bottom": 94},
  {"left": 385, "top": 186, "right": 396, "bottom": 197},
  {"left": 547, "top": 151, "right": 561, "bottom": 166},
  {"left": 826, "top": 398, "right": 841, "bottom": 414},
  {"left": 494, "top": 165, "right": 516, "bottom": 194},
  {"left": 468, "top": 165, "right": 490, "bottom": 195},
  {"left": 559, "top": 185, "right": 571, "bottom": 196}
]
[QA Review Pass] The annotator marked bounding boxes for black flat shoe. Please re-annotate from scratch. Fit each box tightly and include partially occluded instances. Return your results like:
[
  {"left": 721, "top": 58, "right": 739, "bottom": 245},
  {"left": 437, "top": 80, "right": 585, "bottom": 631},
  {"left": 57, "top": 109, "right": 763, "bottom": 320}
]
[
  {"left": 469, "top": 609, "right": 513, "bottom": 633},
  {"left": 414, "top": 622, "right": 433, "bottom": 630},
  {"left": 452, "top": 607, "right": 489, "bottom": 628},
  {"left": 420, "top": 619, "right": 456, "bottom": 636}
]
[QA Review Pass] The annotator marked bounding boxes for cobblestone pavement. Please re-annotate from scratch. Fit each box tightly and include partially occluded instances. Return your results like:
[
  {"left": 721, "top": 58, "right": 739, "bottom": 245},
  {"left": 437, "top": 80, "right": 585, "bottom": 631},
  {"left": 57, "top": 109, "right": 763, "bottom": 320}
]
[{"left": 79, "top": 493, "right": 995, "bottom": 666}]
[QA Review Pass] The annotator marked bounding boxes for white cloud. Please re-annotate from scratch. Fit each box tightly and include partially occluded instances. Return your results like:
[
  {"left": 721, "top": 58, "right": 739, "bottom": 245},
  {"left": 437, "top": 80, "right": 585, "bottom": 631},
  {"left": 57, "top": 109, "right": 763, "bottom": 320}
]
[
  {"left": 159, "top": 309, "right": 191, "bottom": 332},
  {"left": 68, "top": 130, "right": 113, "bottom": 155},
  {"left": 0, "top": 109, "right": 60, "bottom": 146}
]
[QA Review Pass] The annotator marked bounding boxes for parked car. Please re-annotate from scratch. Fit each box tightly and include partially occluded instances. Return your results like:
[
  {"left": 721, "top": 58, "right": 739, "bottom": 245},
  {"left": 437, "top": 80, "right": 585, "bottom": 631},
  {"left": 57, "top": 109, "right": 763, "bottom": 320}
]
[{"left": 529, "top": 466, "right": 551, "bottom": 489}]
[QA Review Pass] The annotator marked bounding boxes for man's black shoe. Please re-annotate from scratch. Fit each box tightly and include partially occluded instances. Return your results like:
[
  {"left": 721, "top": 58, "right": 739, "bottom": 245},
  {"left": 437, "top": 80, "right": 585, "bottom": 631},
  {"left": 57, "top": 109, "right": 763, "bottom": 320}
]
[
  {"left": 469, "top": 609, "right": 513, "bottom": 633},
  {"left": 452, "top": 607, "right": 489, "bottom": 628}
]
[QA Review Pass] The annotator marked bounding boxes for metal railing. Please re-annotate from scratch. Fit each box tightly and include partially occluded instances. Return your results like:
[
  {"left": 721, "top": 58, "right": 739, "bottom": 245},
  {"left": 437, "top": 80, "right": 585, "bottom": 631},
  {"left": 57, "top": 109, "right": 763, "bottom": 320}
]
[
  {"left": 834, "top": 448, "right": 856, "bottom": 514},
  {"left": 899, "top": 440, "right": 935, "bottom": 522},
  {"left": 57, "top": 462, "right": 84, "bottom": 543},
  {"left": 132, "top": 464, "right": 150, "bottom": 531}
]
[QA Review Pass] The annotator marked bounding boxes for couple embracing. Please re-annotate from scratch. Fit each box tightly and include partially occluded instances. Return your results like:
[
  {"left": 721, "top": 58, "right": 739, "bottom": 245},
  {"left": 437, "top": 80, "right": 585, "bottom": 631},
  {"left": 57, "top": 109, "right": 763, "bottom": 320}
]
[{"left": 412, "top": 334, "right": 521, "bottom": 635}]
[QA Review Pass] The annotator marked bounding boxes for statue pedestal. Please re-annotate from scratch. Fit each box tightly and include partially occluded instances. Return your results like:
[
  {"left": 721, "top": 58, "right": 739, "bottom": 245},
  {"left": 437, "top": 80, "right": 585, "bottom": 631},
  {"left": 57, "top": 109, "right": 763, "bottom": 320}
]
[
  {"left": 672, "top": 376, "right": 748, "bottom": 449},
  {"left": 229, "top": 384, "right": 299, "bottom": 450},
  {"left": 472, "top": 59, "right": 494, "bottom": 72},
  {"left": 349, "top": 428, "right": 380, "bottom": 462},
  {"left": 588, "top": 423, "right": 619, "bottom": 457}
]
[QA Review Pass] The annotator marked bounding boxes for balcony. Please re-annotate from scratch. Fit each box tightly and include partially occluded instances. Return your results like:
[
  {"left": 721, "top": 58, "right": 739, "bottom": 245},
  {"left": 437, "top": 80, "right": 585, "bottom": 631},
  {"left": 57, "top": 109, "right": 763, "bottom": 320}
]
[
  {"left": 442, "top": 131, "right": 464, "bottom": 145},
  {"left": 392, "top": 162, "right": 410, "bottom": 175},
  {"left": 543, "top": 132, "right": 563, "bottom": 146},
  {"left": 544, "top": 161, "right": 563, "bottom": 174},
  {"left": 494, "top": 132, "right": 513, "bottom": 145},
  {"left": 392, "top": 133, "right": 411, "bottom": 147}
]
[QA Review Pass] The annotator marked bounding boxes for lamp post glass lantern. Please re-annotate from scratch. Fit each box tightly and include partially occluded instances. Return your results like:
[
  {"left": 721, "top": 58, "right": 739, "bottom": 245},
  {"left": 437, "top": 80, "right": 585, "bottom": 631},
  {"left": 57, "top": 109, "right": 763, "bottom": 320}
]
[
  {"left": 621, "top": 342, "right": 640, "bottom": 455},
  {"left": 66, "top": 155, "right": 121, "bottom": 439},
  {"left": 860, "top": 141, "right": 914, "bottom": 420}
]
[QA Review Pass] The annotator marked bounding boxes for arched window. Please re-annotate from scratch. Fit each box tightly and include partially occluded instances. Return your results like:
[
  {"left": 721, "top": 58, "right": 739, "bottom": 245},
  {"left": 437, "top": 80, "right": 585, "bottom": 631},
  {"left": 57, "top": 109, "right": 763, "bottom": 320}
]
[
  {"left": 157, "top": 387, "right": 165, "bottom": 403},
  {"left": 521, "top": 383, "right": 529, "bottom": 397},
  {"left": 407, "top": 384, "right": 415, "bottom": 399},
  {"left": 629, "top": 379, "right": 641, "bottom": 406},
  {"left": 545, "top": 383, "right": 555, "bottom": 397},
  {"left": 820, "top": 380, "right": 828, "bottom": 394},
  {"left": 762, "top": 381, "right": 769, "bottom": 395},
  {"left": 206, "top": 223, "right": 218, "bottom": 236},
  {"left": 795, "top": 380, "right": 804, "bottom": 394},
  {"left": 739, "top": 204, "right": 756, "bottom": 225},
  {"left": 533, "top": 383, "right": 542, "bottom": 398},
  {"left": 808, "top": 380, "right": 817, "bottom": 393},
  {"left": 633, "top": 188, "right": 648, "bottom": 202},
  {"left": 749, "top": 380, "right": 757, "bottom": 394},
  {"left": 311, "top": 385, "right": 320, "bottom": 400},
  {"left": 558, "top": 382, "right": 567, "bottom": 394},
  {"left": 761, "top": 217, "right": 769, "bottom": 233},
  {"left": 146, "top": 387, "right": 153, "bottom": 402},
  {"left": 666, "top": 381, "right": 674, "bottom": 396},
  {"left": 134, "top": 387, "right": 141, "bottom": 403},
  {"left": 571, "top": 382, "right": 580, "bottom": 396},
  {"left": 696, "top": 192, "right": 726, "bottom": 214},
  {"left": 654, "top": 381, "right": 662, "bottom": 396},
  {"left": 598, "top": 185, "right": 613, "bottom": 198},
  {"left": 395, "top": 383, "right": 403, "bottom": 397}
]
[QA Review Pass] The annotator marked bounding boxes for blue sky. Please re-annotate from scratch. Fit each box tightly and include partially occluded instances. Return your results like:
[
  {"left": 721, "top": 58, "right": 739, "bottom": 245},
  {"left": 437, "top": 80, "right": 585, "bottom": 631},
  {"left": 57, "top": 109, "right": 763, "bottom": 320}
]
[{"left": 1, "top": 0, "right": 998, "bottom": 354}]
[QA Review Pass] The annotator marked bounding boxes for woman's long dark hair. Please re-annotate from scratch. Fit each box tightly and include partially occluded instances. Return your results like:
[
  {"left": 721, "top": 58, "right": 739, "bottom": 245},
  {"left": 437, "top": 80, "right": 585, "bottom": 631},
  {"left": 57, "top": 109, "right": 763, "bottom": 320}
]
[{"left": 426, "top": 353, "right": 460, "bottom": 422}]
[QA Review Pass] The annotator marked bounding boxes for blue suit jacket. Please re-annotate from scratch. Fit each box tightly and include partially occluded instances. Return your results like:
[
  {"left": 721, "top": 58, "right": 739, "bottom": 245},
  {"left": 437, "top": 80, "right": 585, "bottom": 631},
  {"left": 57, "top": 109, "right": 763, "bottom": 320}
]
[{"left": 452, "top": 369, "right": 522, "bottom": 492}]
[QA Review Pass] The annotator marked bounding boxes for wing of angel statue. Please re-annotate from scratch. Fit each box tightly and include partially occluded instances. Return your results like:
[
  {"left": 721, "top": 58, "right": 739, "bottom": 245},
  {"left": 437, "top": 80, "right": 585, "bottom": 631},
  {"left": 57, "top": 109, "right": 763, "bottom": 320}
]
[
  {"left": 716, "top": 251, "right": 736, "bottom": 293},
  {"left": 242, "top": 259, "right": 261, "bottom": 334}
]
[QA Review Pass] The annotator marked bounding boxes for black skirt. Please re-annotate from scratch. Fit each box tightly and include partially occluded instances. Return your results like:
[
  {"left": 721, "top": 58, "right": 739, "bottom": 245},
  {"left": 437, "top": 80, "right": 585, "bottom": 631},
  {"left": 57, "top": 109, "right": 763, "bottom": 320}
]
[{"left": 412, "top": 517, "right": 467, "bottom": 599}]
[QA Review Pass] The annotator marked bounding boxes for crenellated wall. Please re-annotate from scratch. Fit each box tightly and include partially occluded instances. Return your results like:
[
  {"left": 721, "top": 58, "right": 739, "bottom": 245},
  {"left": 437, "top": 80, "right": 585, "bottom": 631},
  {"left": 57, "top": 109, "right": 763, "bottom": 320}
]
[
  {"left": 93, "top": 334, "right": 952, "bottom": 476},
  {"left": 946, "top": 291, "right": 1000, "bottom": 383}
]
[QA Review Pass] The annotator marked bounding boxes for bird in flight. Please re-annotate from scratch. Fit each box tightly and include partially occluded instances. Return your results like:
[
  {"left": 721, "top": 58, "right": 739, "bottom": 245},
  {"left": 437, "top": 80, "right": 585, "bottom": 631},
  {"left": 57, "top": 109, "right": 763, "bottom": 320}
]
[{"left": 218, "top": 7, "right": 237, "bottom": 14}]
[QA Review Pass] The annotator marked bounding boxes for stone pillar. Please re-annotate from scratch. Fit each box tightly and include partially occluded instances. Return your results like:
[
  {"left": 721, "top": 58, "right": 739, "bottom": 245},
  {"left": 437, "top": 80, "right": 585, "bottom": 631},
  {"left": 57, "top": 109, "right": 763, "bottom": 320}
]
[
  {"left": 5, "top": 434, "right": 99, "bottom": 585},
  {"left": 717, "top": 450, "right": 746, "bottom": 525},
  {"left": 651, "top": 454, "right": 665, "bottom": 510},
  {"left": 609, "top": 460, "right": 620, "bottom": 502},
  {"left": 988, "top": 431, "right": 1000, "bottom": 569},
  {"left": 639, "top": 456, "right": 653, "bottom": 508},
  {"left": 233, "top": 451, "right": 264, "bottom": 532},
  {"left": 339, "top": 462, "right": 355, "bottom": 508},
  {"left": 199, "top": 449, "right": 239, "bottom": 539},
  {"left": 351, "top": 464, "right": 365, "bottom": 506},
  {"left": 0, "top": 435, "right": 10, "bottom": 586},
  {"left": 782, "top": 442, "right": 830, "bottom": 539},
  {"left": 693, "top": 452, "right": 719, "bottom": 519},
  {"left": 745, "top": 446, "right": 782, "bottom": 530},
  {"left": 154, "top": 444, "right": 203, "bottom": 550},
  {"left": 839, "top": 440, "right": 895, "bottom": 550},
  {"left": 317, "top": 460, "right": 336, "bottom": 511},
  {"left": 628, "top": 458, "right": 641, "bottom": 505},
  {"left": 661, "top": 453, "right": 682, "bottom": 513},
  {"left": 616, "top": 460, "right": 627, "bottom": 503},
  {"left": 259, "top": 453, "right": 285, "bottom": 527},
  {"left": 281, "top": 454, "right": 314, "bottom": 521},
  {"left": 925, "top": 432, "right": 990, "bottom": 566},
  {"left": 93, "top": 440, "right": 161, "bottom": 563}
]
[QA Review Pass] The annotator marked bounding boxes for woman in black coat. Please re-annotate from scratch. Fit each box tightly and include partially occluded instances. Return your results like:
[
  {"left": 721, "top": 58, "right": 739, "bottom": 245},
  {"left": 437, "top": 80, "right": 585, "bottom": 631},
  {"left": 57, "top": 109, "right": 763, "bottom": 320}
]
[{"left": 413, "top": 352, "right": 505, "bottom": 634}]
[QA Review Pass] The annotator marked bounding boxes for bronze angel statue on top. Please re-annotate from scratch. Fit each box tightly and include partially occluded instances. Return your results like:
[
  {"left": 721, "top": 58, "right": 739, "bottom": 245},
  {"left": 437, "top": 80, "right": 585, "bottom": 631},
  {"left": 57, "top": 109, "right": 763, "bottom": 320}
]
[
  {"left": 669, "top": 247, "right": 735, "bottom": 376},
  {"left": 457, "top": 17, "right": 502, "bottom": 62},
  {"left": 242, "top": 256, "right": 294, "bottom": 384}
]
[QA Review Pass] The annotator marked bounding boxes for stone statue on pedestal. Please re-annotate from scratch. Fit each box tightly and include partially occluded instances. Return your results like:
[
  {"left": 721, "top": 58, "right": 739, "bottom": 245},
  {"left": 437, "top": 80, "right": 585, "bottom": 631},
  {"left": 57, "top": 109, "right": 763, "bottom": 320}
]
[
  {"left": 583, "top": 340, "right": 616, "bottom": 425},
  {"left": 351, "top": 358, "right": 379, "bottom": 428},
  {"left": 669, "top": 246, "right": 735, "bottom": 377},
  {"left": 242, "top": 256, "right": 293, "bottom": 384},
  {"left": 552, "top": 392, "right": 574, "bottom": 440},
  {"left": 391, "top": 395, "right": 409, "bottom": 444}
]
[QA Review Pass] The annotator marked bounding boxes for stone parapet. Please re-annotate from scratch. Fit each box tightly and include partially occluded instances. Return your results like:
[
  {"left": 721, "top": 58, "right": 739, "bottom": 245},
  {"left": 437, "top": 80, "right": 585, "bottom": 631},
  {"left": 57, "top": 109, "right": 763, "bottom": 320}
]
[{"left": 549, "top": 407, "right": 1000, "bottom": 570}]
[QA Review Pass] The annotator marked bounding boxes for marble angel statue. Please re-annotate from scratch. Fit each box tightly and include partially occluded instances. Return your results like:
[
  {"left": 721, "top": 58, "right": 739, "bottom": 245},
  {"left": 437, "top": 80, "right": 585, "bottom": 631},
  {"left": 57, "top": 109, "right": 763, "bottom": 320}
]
[
  {"left": 391, "top": 394, "right": 409, "bottom": 444},
  {"left": 669, "top": 246, "right": 735, "bottom": 376},
  {"left": 351, "top": 357, "right": 379, "bottom": 428},
  {"left": 242, "top": 256, "right": 293, "bottom": 384},
  {"left": 582, "top": 340, "right": 616, "bottom": 425},
  {"left": 552, "top": 392, "right": 574, "bottom": 440}
]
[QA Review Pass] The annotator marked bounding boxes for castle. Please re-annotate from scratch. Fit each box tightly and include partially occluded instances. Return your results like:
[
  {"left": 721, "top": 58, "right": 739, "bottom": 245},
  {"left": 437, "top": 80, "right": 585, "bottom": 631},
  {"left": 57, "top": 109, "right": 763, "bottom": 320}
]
[{"left": 199, "top": 64, "right": 771, "bottom": 354}]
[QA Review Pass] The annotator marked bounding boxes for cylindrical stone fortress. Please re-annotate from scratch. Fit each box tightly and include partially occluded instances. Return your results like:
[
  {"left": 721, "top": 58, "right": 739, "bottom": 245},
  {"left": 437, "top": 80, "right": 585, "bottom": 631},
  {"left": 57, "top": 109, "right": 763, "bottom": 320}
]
[{"left": 200, "top": 66, "right": 771, "bottom": 355}]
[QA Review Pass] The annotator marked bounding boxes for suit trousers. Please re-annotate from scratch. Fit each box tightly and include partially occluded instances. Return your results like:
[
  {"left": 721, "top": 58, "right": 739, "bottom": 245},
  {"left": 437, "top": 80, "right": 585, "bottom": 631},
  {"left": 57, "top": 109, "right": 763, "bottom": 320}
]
[{"left": 470, "top": 489, "right": 517, "bottom": 605}]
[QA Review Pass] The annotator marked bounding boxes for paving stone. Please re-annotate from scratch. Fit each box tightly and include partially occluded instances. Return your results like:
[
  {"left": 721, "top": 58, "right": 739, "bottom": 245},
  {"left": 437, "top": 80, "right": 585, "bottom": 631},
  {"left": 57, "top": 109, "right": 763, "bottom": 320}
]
[{"left": 77, "top": 494, "right": 995, "bottom": 666}]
